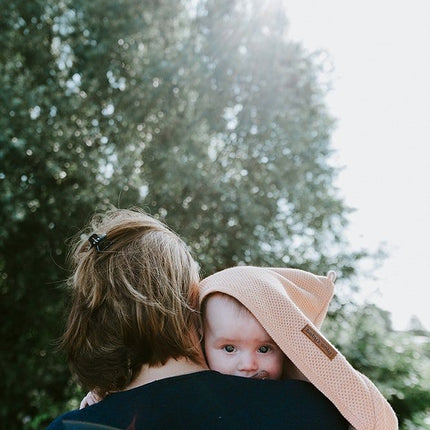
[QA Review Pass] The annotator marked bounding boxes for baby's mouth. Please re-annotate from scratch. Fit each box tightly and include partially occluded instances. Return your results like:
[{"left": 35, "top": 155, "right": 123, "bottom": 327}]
[{"left": 251, "top": 370, "right": 269, "bottom": 380}]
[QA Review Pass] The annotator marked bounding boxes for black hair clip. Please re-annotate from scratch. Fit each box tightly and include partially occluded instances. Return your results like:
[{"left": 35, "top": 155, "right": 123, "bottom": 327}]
[{"left": 88, "top": 233, "right": 113, "bottom": 252}]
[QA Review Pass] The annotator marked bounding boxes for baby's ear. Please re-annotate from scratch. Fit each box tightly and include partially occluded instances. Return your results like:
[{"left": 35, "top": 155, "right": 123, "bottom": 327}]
[{"left": 196, "top": 312, "right": 204, "bottom": 341}]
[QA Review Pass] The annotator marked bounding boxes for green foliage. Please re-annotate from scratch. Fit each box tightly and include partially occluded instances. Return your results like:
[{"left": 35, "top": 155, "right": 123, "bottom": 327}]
[
  {"left": 325, "top": 301, "right": 430, "bottom": 429},
  {"left": 0, "top": 0, "right": 427, "bottom": 428}
]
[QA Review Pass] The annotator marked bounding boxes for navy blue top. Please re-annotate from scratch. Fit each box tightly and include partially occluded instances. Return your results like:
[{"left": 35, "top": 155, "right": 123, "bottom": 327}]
[{"left": 47, "top": 371, "right": 349, "bottom": 429}]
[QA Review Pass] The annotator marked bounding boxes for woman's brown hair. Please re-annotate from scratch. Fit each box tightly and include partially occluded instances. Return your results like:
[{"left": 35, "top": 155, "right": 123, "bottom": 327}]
[{"left": 61, "top": 208, "right": 202, "bottom": 396}]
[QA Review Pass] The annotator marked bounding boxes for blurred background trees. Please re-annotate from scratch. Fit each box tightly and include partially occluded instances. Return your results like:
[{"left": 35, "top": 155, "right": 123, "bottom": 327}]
[{"left": 0, "top": 0, "right": 428, "bottom": 428}]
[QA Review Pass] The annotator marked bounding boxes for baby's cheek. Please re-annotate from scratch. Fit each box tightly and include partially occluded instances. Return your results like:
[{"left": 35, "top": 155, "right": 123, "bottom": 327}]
[
  {"left": 206, "top": 350, "right": 233, "bottom": 374},
  {"left": 205, "top": 348, "right": 221, "bottom": 370},
  {"left": 272, "top": 364, "right": 284, "bottom": 380},
  {"left": 269, "top": 355, "right": 285, "bottom": 380}
]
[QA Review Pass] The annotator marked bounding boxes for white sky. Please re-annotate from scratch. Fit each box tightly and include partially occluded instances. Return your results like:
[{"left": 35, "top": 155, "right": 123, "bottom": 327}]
[{"left": 284, "top": 0, "right": 430, "bottom": 330}]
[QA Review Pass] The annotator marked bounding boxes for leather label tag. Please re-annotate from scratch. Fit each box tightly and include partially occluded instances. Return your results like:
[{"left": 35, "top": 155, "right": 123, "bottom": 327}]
[{"left": 301, "top": 324, "right": 338, "bottom": 360}]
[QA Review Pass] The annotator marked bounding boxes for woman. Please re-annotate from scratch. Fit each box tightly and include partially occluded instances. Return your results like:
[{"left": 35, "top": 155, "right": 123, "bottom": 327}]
[{"left": 47, "top": 208, "right": 349, "bottom": 429}]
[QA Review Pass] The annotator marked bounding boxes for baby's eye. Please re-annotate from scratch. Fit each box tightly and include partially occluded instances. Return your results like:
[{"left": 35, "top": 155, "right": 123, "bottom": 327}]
[
  {"left": 223, "top": 345, "right": 235, "bottom": 353},
  {"left": 258, "top": 345, "right": 271, "bottom": 353}
]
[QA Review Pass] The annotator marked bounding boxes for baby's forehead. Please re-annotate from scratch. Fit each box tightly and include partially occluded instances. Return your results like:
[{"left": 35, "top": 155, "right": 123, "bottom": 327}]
[
  {"left": 203, "top": 295, "right": 275, "bottom": 340},
  {"left": 203, "top": 292, "right": 252, "bottom": 317},
  {"left": 203, "top": 293, "right": 264, "bottom": 334}
]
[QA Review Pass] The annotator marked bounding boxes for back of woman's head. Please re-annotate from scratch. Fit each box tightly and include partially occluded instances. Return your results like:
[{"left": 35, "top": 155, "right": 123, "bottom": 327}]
[{"left": 62, "top": 208, "right": 201, "bottom": 395}]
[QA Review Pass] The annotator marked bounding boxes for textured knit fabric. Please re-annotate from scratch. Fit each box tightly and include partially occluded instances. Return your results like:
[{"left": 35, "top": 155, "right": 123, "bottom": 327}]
[
  {"left": 199, "top": 266, "right": 398, "bottom": 430},
  {"left": 46, "top": 371, "right": 349, "bottom": 430}
]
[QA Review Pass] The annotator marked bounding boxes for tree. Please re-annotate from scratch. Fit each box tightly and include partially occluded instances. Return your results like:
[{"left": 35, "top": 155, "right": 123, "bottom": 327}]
[
  {"left": 324, "top": 301, "right": 430, "bottom": 429},
  {"left": 142, "top": 0, "right": 360, "bottom": 278},
  {"left": 0, "top": 0, "right": 144, "bottom": 426}
]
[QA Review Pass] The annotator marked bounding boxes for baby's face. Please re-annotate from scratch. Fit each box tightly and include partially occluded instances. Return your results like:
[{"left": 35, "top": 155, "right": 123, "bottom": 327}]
[{"left": 203, "top": 296, "right": 284, "bottom": 380}]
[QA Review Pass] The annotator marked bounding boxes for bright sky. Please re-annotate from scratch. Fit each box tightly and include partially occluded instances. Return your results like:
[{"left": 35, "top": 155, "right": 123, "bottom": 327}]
[{"left": 284, "top": 0, "right": 430, "bottom": 330}]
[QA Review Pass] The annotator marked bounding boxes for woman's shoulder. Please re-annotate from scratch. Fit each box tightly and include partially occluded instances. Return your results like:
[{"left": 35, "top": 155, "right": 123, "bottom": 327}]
[
  {"left": 46, "top": 373, "right": 349, "bottom": 430},
  {"left": 46, "top": 409, "right": 80, "bottom": 430}
]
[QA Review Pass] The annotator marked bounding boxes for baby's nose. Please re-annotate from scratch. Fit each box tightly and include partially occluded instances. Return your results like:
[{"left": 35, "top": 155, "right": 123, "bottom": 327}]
[{"left": 238, "top": 352, "right": 258, "bottom": 373}]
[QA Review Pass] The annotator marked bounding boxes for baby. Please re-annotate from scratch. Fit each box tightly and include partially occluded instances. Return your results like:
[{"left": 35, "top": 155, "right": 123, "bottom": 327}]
[{"left": 202, "top": 292, "right": 285, "bottom": 380}]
